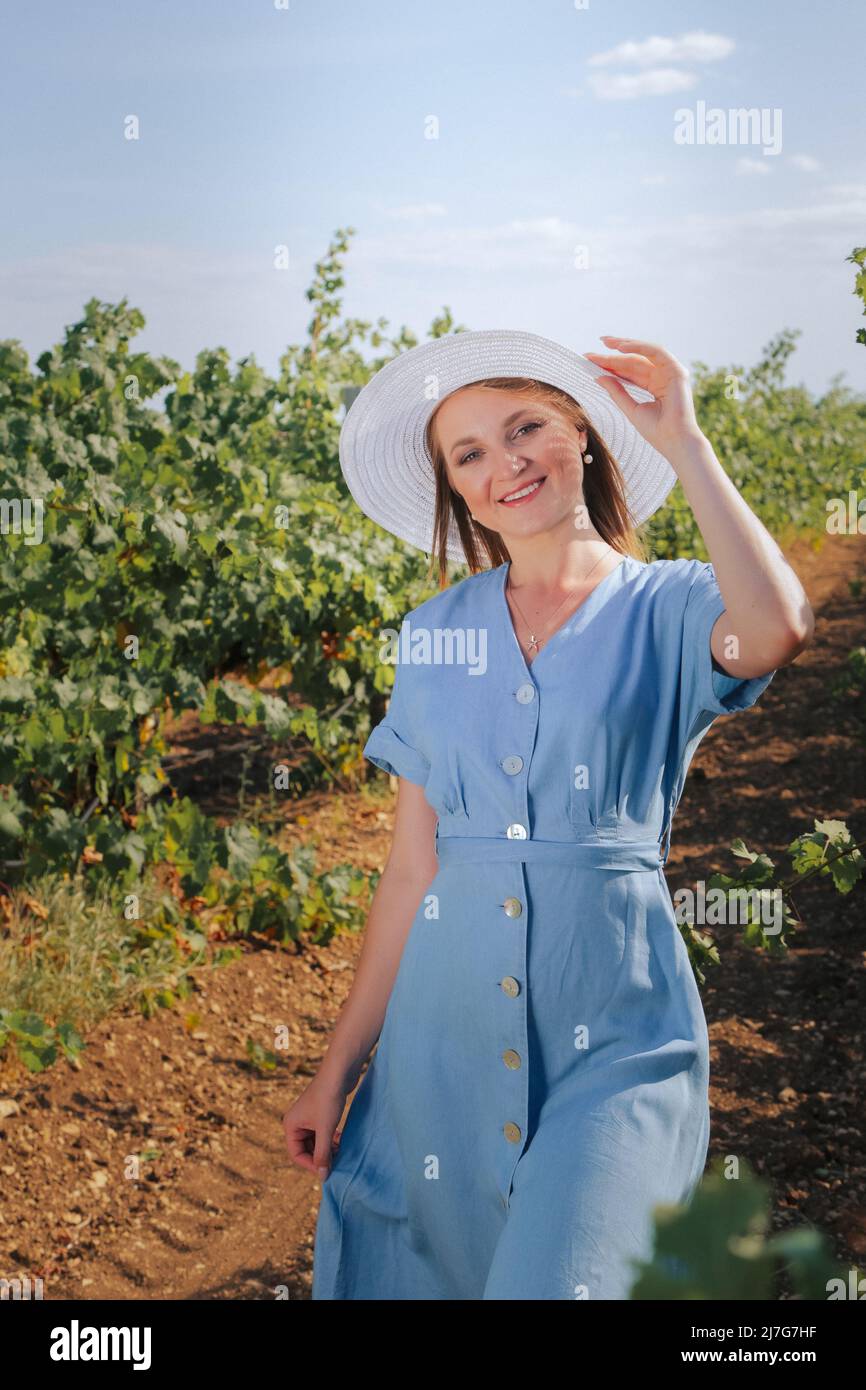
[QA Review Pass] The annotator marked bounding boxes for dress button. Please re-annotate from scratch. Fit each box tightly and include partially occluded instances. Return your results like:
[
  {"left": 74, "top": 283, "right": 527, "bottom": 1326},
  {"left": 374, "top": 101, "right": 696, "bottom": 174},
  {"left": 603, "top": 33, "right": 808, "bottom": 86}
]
[
  {"left": 503, "top": 1049, "right": 521, "bottom": 1069},
  {"left": 506, "top": 822, "right": 527, "bottom": 839},
  {"left": 502, "top": 897, "right": 523, "bottom": 918},
  {"left": 504, "top": 1121, "right": 522, "bottom": 1143},
  {"left": 501, "top": 976, "right": 521, "bottom": 998},
  {"left": 501, "top": 755, "right": 524, "bottom": 776},
  {"left": 515, "top": 683, "right": 535, "bottom": 704}
]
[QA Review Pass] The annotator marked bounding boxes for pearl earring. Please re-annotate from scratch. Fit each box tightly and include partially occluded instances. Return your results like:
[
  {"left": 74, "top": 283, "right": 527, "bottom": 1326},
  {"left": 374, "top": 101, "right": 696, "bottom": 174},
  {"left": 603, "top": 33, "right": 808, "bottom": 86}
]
[{"left": 583, "top": 451, "right": 593, "bottom": 464}]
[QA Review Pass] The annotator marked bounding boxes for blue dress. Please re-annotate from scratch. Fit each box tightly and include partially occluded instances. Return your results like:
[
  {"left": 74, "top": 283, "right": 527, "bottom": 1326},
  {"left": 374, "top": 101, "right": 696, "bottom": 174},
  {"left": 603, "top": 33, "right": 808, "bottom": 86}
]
[{"left": 311, "top": 555, "right": 776, "bottom": 1300}]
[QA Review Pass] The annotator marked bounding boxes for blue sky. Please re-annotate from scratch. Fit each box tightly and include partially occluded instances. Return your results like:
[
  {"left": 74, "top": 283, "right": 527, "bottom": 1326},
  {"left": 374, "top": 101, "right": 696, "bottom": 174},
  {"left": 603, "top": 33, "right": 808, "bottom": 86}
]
[{"left": 1, "top": 0, "right": 864, "bottom": 395}]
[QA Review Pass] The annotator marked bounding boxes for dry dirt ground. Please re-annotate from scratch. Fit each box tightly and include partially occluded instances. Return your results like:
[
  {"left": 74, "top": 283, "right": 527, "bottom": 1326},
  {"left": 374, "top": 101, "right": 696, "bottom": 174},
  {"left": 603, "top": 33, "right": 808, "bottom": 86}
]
[{"left": 1, "top": 534, "right": 864, "bottom": 1300}]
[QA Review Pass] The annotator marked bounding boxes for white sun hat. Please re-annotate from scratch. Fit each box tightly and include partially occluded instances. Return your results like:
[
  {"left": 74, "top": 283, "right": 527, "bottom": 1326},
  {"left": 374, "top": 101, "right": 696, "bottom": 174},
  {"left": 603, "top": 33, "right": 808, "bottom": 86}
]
[{"left": 339, "top": 328, "right": 677, "bottom": 564}]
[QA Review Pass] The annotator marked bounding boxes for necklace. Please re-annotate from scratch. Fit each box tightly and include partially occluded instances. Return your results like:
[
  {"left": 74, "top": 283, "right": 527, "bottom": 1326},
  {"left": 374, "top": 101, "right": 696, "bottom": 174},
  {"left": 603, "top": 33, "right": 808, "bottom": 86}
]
[{"left": 506, "top": 546, "right": 613, "bottom": 656}]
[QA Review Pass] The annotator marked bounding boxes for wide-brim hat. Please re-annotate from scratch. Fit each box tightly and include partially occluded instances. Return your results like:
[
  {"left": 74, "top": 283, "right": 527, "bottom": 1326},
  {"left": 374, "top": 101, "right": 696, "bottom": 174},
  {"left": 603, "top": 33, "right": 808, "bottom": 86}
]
[{"left": 339, "top": 328, "right": 677, "bottom": 564}]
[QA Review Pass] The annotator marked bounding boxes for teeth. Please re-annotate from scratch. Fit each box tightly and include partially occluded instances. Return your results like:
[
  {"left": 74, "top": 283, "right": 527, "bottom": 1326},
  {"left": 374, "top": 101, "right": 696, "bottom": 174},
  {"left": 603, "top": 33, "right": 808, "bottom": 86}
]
[{"left": 502, "top": 478, "right": 542, "bottom": 502}]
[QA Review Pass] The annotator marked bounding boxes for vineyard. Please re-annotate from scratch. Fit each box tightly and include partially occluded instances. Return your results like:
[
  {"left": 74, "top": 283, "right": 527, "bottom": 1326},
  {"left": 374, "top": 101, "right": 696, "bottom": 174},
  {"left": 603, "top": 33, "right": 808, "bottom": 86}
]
[{"left": 1, "top": 232, "right": 865, "bottom": 1298}]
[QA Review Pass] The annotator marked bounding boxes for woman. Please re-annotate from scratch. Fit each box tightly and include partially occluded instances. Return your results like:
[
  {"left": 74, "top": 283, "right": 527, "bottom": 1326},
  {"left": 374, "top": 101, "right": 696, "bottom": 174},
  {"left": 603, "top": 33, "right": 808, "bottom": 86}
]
[{"left": 283, "top": 329, "right": 814, "bottom": 1300}]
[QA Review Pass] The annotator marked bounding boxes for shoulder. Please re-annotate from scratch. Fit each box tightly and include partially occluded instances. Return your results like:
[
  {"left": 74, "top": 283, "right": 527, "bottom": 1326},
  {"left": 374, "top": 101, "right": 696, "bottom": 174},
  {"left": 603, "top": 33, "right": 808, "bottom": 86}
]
[
  {"left": 403, "top": 564, "right": 503, "bottom": 626},
  {"left": 624, "top": 559, "right": 726, "bottom": 641},
  {"left": 632, "top": 556, "right": 716, "bottom": 604},
  {"left": 637, "top": 556, "right": 707, "bottom": 586},
  {"left": 382, "top": 566, "right": 501, "bottom": 695}
]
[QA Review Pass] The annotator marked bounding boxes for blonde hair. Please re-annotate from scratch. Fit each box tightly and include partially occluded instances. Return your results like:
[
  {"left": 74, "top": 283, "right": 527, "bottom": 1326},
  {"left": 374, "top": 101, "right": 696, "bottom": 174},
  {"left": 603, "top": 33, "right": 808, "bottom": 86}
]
[{"left": 423, "top": 377, "right": 649, "bottom": 589}]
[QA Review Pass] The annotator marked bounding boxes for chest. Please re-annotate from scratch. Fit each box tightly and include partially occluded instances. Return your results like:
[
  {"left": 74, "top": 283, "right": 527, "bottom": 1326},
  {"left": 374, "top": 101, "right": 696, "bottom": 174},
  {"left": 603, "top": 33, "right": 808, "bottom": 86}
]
[{"left": 409, "top": 609, "right": 670, "bottom": 821}]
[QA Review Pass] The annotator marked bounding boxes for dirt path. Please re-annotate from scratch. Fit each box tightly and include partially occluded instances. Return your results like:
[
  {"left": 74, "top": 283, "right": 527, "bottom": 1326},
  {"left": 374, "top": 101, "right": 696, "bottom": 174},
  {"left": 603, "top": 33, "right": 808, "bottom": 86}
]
[{"left": 1, "top": 534, "right": 864, "bottom": 1299}]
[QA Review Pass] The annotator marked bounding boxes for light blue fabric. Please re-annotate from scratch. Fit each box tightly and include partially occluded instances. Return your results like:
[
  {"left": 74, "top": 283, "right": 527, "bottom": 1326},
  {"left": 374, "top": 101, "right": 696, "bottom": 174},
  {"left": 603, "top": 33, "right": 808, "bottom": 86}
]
[{"left": 312, "top": 555, "right": 776, "bottom": 1300}]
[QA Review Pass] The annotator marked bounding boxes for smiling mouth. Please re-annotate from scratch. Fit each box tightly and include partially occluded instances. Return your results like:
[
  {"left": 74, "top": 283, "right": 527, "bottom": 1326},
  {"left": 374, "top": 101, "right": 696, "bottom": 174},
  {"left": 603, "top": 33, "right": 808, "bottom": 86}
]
[{"left": 499, "top": 476, "right": 547, "bottom": 506}]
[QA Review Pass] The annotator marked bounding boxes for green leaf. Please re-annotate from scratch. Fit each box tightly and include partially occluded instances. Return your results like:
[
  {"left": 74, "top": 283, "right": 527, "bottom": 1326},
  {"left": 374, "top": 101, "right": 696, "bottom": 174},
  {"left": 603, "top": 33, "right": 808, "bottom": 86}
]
[
  {"left": 152, "top": 510, "right": 189, "bottom": 555},
  {"left": 224, "top": 822, "right": 262, "bottom": 880}
]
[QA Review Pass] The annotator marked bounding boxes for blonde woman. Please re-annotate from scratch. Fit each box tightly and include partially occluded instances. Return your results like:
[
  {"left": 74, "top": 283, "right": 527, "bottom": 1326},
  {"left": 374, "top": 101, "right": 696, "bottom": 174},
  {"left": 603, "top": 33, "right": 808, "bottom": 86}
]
[{"left": 283, "top": 330, "right": 813, "bottom": 1300}]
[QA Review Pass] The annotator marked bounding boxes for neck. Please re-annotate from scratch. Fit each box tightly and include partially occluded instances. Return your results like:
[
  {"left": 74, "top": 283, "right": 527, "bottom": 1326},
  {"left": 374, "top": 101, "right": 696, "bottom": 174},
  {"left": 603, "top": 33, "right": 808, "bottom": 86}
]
[{"left": 505, "top": 523, "right": 614, "bottom": 592}]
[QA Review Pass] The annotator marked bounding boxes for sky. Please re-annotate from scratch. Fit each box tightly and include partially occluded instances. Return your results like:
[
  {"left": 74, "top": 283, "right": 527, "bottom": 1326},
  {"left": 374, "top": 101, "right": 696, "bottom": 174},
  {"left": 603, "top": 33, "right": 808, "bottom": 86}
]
[{"left": 1, "top": 0, "right": 864, "bottom": 397}]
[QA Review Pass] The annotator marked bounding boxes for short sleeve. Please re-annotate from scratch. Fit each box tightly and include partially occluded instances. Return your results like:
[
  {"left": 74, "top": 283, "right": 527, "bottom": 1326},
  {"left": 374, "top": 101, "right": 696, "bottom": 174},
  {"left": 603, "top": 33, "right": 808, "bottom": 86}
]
[
  {"left": 680, "top": 561, "right": 777, "bottom": 726},
  {"left": 363, "top": 657, "right": 431, "bottom": 788}
]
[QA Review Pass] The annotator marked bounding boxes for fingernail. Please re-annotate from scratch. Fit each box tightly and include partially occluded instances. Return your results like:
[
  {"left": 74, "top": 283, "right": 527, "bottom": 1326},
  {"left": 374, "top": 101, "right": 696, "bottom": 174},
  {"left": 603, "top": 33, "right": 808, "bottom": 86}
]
[{"left": 318, "top": 1166, "right": 329, "bottom": 1180}]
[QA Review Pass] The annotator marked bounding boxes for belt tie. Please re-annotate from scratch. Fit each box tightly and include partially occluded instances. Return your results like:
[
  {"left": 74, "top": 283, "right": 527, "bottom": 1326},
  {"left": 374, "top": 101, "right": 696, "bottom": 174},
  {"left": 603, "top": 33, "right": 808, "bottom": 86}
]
[{"left": 435, "top": 835, "right": 664, "bottom": 873}]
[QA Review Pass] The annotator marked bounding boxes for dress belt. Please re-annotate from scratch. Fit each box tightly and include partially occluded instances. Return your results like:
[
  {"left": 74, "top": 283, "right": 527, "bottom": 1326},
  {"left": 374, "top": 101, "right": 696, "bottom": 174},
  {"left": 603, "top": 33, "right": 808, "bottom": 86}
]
[{"left": 435, "top": 835, "right": 664, "bottom": 873}]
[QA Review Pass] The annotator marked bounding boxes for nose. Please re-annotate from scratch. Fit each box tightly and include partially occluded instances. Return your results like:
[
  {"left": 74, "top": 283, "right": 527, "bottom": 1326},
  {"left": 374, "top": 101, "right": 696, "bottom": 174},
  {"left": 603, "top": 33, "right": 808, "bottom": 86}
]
[{"left": 495, "top": 447, "right": 527, "bottom": 478}]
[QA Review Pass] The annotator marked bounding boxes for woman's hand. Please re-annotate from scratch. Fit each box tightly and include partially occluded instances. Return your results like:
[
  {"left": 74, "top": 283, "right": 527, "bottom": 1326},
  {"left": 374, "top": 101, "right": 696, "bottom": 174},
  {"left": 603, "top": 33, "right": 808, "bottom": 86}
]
[
  {"left": 583, "top": 335, "right": 704, "bottom": 463},
  {"left": 283, "top": 1076, "right": 348, "bottom": 1182}
]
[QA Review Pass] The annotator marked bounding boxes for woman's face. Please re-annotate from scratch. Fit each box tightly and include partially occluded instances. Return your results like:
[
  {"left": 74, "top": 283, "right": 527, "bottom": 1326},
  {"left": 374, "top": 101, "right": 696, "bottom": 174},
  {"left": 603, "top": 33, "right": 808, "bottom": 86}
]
[{"left": 434, "top": 386, "right": 589, "bottom": 540}]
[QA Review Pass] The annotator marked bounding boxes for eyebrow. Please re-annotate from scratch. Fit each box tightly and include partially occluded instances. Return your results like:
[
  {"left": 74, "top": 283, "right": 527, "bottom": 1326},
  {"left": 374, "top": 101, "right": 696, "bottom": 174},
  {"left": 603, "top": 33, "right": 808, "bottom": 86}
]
[{"left": 448, "top": 408, "right": 537, "bottom": 458}]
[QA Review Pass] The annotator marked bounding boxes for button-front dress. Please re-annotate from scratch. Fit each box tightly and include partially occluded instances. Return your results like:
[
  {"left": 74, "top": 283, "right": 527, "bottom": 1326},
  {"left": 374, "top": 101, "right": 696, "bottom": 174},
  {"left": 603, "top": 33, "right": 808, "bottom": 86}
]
[{"left": 311, "top": 555, "right": 776, "bottom": 1300}]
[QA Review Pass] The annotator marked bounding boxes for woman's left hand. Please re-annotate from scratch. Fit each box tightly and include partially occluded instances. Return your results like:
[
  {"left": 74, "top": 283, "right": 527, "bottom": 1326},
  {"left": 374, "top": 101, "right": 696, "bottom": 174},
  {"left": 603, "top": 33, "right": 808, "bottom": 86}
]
[{"left": 583, "top": 336, "right": 704, "bottom": 463}]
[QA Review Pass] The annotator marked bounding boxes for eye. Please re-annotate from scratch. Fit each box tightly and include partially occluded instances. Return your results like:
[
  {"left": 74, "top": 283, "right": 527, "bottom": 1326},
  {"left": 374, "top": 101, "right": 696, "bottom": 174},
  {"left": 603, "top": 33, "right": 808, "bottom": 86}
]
[{"left": 457, "top": 420, "right": 544, "bottom": 466}]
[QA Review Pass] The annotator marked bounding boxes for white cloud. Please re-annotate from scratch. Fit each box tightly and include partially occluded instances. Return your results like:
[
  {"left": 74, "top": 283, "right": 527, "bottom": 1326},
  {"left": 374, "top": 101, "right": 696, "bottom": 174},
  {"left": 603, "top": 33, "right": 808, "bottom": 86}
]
[
  {"left": 589, "top": 31, "right": 735, "bottom": 69},
  {"left": 4, "top": 187, "right": 865, "bottom": 380},
  {"left": 640, "top": 174, "right": 670, "bottom": 186},
  {"left": 6, "top": 190, "right": 864, "bottom": 303},
  {"left": 588, "top": 67, "right": 698, "bottom": 100},
  {"left": 736, "top": 158, "right": 773, "bottom": 176},
  {"left": 788, "top": 155, "right": 821, "bottom": 173},
  {"left": 685, "top": 198, "right": 863, "bottom": 240},
  {"left": 335, "top": 190, "right": 866, "bottom": 275}
]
